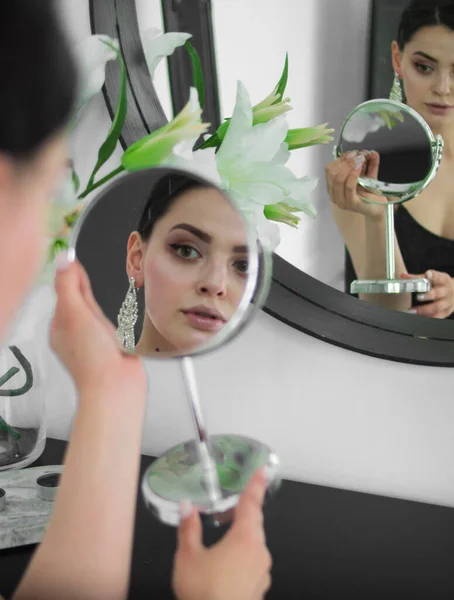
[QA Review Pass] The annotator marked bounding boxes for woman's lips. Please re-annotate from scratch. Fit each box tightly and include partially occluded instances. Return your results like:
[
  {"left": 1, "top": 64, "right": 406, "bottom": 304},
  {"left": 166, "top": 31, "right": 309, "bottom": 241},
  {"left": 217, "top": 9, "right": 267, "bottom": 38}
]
[
  {"left": 182, "top": 311, "right": 226, "bottom": 332},
  {"left": 426, "top": 103, "right": 453, "bottom": 116}
]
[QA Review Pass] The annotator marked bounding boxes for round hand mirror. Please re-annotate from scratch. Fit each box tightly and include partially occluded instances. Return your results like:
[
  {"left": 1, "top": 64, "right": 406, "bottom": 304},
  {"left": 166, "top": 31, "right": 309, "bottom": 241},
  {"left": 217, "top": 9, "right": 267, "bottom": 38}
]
[
  {"left": 334, "top": 99, "right": 444, "bottom": 295},
  {"left": 69, "top": 166, "right": 280, "bottom": 526}
]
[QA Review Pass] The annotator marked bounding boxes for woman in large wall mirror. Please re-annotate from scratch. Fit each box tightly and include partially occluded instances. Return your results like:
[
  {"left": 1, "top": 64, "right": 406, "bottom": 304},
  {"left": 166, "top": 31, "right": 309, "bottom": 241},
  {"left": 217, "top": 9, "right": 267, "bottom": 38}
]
[
  {"left": 91, "top": 0, "right": 454, "bottom": 364},
  {"left": 326, "top": 0, "right": 454, "bottom": 320}
]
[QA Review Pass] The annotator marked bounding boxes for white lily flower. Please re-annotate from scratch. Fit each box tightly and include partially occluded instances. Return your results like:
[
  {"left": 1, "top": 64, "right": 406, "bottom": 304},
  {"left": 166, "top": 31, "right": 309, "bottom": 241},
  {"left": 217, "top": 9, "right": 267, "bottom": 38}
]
[
  {"left": 122, "top": 87, "right": 210, "bottom": 171},
  {"left": 242, "top": 205, "right": 281, "bottom": 252},
  {"left": 164, "top": 139, "right": 222, "bottom": 186},
  {"left": 216, "top": 82, "right": 317, "bottom": 223},
  {"left": 39, "top": 170, "right": 86, "bottom": 285},
  {"left": 73, "top": 35, "right": 119, "bottom": 124},
  {"left": 342, "top": 112, "right": 384, "bottom": 143},
  {"left": 343, "top": 103, "right": 405, "bottom": 143},
  {"left": 142, "top": 28, "right": 192, "bottom": 78}
]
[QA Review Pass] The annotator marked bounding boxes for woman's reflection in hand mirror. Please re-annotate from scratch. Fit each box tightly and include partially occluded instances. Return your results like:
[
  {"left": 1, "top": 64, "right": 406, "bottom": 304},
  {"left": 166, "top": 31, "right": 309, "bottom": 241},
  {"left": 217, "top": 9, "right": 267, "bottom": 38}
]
[
  {"left": 71, "top": 166, "right": 279, "bottom": 527},
  {"left": 72, "top": 167, "right": 261, "bottom": 358}
]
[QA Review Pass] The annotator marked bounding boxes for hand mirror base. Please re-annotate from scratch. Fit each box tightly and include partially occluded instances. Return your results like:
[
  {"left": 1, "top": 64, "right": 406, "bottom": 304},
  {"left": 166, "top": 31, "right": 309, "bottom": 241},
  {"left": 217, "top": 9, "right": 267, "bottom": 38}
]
[
  {"left": 350, "top": 203, "right": 431, "bottom": 296},
  {"left": 351, "top": 277, "right": 430, "bottom": 295},
  {"left": 141, "top": 434, "right": 281, "bottom": 527},
  {"left": 141, "top": 358, "right": 280, "bottom": 527}
]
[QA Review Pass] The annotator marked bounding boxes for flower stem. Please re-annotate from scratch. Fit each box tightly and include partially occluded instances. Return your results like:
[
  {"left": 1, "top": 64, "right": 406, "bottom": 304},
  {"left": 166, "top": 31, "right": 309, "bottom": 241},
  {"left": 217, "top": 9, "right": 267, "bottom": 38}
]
[{"left": 77, "top": 165, "right": 125, "bottom": 200}]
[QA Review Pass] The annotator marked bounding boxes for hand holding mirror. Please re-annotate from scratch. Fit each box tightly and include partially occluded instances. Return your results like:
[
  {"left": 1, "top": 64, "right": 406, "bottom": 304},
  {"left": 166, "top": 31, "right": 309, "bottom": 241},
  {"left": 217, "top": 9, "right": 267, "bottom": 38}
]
[
  {"left": 334, "top": 99, "right": 444, "bottom": 295},
  {"left": 69, "top": 166, "right": 280, "bottom": 526}
]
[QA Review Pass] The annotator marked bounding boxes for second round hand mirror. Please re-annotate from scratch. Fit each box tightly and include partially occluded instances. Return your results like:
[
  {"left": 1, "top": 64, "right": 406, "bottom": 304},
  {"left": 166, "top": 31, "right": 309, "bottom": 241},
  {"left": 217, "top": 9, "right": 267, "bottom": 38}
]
[
  {"left": 334, "top": 98, "right": 444, "bottom": 296},
  {"left": 69, "top": 166, "right": 280, "bottom": 526}
]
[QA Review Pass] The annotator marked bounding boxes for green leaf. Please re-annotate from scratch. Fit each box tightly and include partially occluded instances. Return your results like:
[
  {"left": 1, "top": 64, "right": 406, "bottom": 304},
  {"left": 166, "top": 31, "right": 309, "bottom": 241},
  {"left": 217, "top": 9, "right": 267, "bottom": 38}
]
[
  {"left": 199, "top": 119, "right": 229, "bottom": 149},
  {"left": 85, "top": 53, "right": 128, "bottom": 190},
  {"left": 64, "top": 211, "right": 80, "bottom": 228},
  {"left": 199, "top": 132, "right": 220, "bottom": 149},
  {"left": 0, "top": 367, "right": 19, "bottom": 388},
  {"left": 72, "top": 169, "right": 80, "bottom": 194},
  {"left": 274, "top": 53, "right": 289, "bottom": 103},
  {"left": 184, "top": 41, "right": 205, "bottom": 109},
  {"left": 48, "top": 238, "right": 69, "bottom": 263},
  {"left": 0, "top": 346, "right": 34, "bottom": 398},
  {"left": 0, "top": 416, "right": 21, "bottom": 440}
]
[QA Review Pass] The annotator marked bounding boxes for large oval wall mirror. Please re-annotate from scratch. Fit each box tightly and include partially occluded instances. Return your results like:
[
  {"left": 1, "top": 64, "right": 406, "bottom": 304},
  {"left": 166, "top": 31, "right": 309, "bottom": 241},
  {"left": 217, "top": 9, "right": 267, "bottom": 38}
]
[
  {"left": 69, "top": 166, "right": 280, "bottom": 526},
  {"left": 89, "top": 0, "right": 454, "bottom": 370}
]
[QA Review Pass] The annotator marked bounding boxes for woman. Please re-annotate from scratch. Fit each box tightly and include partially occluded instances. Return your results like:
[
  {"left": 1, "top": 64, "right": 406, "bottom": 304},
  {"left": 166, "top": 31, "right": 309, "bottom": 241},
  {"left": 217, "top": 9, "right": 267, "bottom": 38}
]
[
  {"left": 325, "top": 0, "right": 454, "bottom": 318},
  {"left": 124, "top": 174, "right": 249, "bottom": 354},
  {"left": 2, "top": 2, "right": 271, "bottom": 599}
]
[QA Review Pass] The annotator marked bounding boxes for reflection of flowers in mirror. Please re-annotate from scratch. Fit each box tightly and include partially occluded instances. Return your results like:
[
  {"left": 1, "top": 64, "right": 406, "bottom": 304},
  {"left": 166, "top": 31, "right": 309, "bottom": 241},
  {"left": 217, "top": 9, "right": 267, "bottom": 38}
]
[{"left": 46, "top": 30, "right": 335, "bottom": 281}]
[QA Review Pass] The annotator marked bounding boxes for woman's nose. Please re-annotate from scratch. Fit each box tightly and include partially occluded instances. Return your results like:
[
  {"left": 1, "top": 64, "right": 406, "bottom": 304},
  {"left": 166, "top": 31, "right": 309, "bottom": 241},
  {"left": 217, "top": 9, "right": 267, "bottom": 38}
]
[
  {"left": 434, "top": 71, "right": 452, "bottom": 97},
  {"left": 196, "top": 263, "right": 228, "bottom": 298}
]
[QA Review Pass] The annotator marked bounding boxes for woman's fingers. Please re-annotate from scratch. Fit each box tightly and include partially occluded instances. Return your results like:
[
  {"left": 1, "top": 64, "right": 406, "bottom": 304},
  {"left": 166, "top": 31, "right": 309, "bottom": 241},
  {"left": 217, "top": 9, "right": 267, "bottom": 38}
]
[
  {"left": 333, "top": 162, "right": 359, "bottom": 210},
  {"left": 402, "top": 270, "right": 454, "bottom": 318},
  {"left": 325, "top": 157, "right": 347, "bottom": 200},
  {"left": 413, "top": 300, "right": 449, "bottom": 318},
  {"left": 417, "top": 286, "right": 444, "bottom": 303},
  {"left": 365, "top": 151, "right": 380, "bottom": 179}
]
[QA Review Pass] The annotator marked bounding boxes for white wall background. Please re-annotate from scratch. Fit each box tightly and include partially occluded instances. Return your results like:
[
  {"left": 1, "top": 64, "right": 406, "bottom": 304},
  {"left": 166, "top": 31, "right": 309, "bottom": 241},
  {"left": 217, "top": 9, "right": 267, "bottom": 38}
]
[
  {"left": 19, "top": 0, "right": 454, "bottom": 511},
  {"left": 211, "top": 0, "right": 372, "bottom": 291}
]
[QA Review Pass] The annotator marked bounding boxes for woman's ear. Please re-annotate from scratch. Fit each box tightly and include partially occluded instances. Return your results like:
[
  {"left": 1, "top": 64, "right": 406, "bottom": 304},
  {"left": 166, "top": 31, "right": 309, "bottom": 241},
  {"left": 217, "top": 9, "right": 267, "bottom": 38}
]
[
  {"left": 126, "top": 232, "right": 145, "bottom": 288},
  {"left": 391, "top": 41, "right": 402, "bottom": 76}
]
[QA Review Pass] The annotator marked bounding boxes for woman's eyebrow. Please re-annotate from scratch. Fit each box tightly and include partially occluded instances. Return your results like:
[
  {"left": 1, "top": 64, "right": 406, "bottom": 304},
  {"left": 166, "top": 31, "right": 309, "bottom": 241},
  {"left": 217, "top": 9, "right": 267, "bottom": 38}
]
[
  {"left": 170, "top": 223, "right": 249, "bottom": 253},
  {"left": 413, "top": 50, "right": 438, "bottom": 62},
  {"left": 170, "top": 223, "right": 211, "bottom": 243},
  {"left": 233, "top": 245, "right": 249, "bottom": 253}
]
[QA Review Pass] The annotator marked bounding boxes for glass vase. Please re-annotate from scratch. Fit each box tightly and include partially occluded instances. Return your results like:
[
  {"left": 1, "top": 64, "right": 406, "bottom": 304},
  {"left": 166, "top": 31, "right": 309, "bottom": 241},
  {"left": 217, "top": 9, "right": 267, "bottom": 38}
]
[{"left": 0, "top": 344, "right": 46, "bottom": 470}]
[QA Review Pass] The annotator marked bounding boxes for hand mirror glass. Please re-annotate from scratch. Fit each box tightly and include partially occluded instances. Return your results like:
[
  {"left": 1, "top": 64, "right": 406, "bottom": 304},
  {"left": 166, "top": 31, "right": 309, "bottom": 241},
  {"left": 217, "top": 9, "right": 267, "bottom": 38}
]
[
  {"left": 334, "top": 99, "right": 444, "bottom": 295},
  {"left": 69, "top": 166, "right": 280, "bottom": 526}
]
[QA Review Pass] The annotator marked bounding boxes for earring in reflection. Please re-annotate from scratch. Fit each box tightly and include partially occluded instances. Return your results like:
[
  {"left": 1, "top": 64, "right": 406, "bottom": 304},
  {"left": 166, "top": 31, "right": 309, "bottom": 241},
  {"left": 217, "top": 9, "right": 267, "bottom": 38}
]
[
  {"left": 389, "top": 72, "right": 403, "bottom": 102},
  {"left": 117, "top": 277, "right": 138, "bottom": 352}
]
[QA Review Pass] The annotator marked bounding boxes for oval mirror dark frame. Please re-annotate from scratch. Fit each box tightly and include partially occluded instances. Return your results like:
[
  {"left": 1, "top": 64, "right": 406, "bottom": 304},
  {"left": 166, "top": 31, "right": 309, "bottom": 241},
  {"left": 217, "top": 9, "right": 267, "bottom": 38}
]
[{"left": 89, "top": 0, "right": 454, "bottom": 367}]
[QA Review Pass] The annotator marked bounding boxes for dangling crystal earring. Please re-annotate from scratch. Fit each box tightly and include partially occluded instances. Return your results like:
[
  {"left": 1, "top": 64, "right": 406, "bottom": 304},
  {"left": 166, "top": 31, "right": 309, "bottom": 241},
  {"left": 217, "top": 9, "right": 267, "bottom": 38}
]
[
  {"left": 389, "top": 72, "right": 403, "bottom": 102},
  {"left": 117, "top": 277, "right": 138, "bottom": 352}
]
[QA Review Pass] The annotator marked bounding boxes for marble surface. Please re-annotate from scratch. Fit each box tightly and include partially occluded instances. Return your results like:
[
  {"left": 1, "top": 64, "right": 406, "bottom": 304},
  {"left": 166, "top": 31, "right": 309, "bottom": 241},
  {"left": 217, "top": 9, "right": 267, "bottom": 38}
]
[{"left": 0, "top": 465, "right": 63, "bottom": 550}]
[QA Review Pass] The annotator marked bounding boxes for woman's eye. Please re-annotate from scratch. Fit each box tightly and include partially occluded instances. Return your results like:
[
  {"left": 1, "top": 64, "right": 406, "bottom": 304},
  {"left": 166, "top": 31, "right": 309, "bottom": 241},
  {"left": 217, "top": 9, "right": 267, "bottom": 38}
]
[
  {"left": 234, "top": 260, "right": 249, "bottom": 274},
  {"left": 415, "top": 63, "right": 433, "bottom": 74},
  {"left": 170, "top": 243, "right": 200, "bottom": 260}
]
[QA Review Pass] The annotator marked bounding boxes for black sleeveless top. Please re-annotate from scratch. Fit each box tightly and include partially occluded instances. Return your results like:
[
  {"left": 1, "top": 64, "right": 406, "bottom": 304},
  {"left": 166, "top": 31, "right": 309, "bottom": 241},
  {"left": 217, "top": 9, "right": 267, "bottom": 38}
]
[{"left": 345, "top": 205, "right": 454, "bottom": 319}]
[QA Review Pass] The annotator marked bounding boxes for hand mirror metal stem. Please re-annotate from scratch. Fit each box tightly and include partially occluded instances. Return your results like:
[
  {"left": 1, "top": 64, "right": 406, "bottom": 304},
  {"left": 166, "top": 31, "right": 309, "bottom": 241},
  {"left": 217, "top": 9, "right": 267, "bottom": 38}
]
[
  {"left": 334, "top": 99, "right": 444, "bottom": 295},
  {"left": 180, "top": 357, "right": 222, "bottom": 506},
  {"left": 70, "top": 166, "right": 280, "bottom": 527}
]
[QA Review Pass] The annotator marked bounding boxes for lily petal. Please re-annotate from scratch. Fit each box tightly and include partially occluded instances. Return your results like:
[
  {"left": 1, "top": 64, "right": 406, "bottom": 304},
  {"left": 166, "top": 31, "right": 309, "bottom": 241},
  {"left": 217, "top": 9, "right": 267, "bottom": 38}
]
[
  {"left": 242, "top": 205, "right": 281, "bottom": 251},
  {"left": 216, "top": 81, "right": 253, "bottom": 162},
  {"left": 164, "top": 146, "right": 222, "bottom": 186},
  {"left": 73, "top": 35, "right": 119, "bottom": 124},
  {"left": 142, "top": 28, "right": 192, "bottom": 78}
]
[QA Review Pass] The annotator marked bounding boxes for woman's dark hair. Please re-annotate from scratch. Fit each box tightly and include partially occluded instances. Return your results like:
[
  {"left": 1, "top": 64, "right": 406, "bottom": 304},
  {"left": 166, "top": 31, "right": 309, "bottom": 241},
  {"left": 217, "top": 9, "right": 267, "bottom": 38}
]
[
  {"left": 398, "top": 0, "right": 454, "bottom": 49},
  {"left": 1, "top": 0, "right": 78, "bottom": 160},
  {"left": 138, "top": 173, "right": 209, "bottom": 240}
]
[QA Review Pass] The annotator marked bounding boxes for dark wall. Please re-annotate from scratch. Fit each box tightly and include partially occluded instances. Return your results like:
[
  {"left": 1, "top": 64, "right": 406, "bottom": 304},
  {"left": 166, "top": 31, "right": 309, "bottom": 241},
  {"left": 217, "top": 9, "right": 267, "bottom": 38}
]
[{"left": 368, "top": 0, "right": 410, "bottom": 99}]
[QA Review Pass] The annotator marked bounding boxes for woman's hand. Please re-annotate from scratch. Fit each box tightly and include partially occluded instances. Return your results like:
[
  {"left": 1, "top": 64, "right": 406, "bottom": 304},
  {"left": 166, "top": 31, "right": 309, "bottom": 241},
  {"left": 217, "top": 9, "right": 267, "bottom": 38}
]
[
  {"left": 14, "top": 255, "right": 147, "bottom": 600},
  {"left": 172, "top": 470, "right": 272, "bottom": 600},
  {"left": 325, "top": 150, "right": 386, "bottom": 220},
  {"left": 401, "top": 270, "right": 454, "bottom": 318},
  {"left": 50, "top": 254, "right": 145, "bottom": 395}
]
